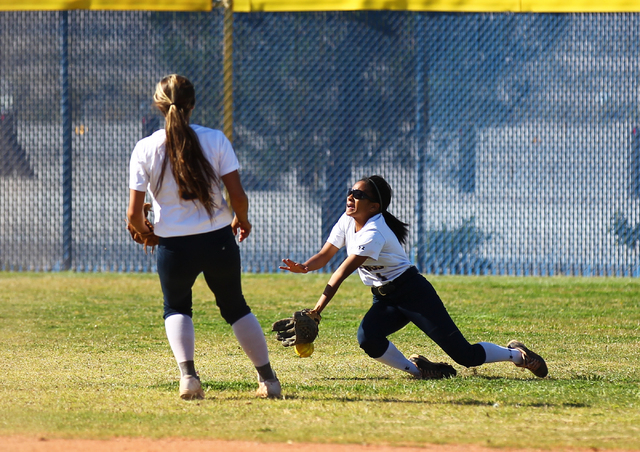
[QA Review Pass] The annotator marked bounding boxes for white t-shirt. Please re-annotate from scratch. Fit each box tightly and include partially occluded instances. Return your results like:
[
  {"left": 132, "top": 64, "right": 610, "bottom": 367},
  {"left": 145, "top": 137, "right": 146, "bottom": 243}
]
[
  {"left": 129, "top": 125, "right": 240, "bottom": 237},
  {"left": 327, "top": 213, "right": 412, "bottom": 286}
]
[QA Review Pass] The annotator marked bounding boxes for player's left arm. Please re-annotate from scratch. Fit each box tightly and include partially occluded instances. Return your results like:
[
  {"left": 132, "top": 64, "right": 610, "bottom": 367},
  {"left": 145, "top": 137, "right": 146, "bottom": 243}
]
[
  {"left": 127, "top": 189, "right": 151, "bottom": 233},
  {"left": 313, "top": 253, "right": 368, "bottom": 314},
  {"left": 222, "top": 170, "right": 251, "bottom": 242}
]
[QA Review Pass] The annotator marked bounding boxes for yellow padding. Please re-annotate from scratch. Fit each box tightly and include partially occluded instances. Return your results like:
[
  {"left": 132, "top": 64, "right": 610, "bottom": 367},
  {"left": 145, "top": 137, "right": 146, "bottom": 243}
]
[
  {"left": 0, "top": 0, "right": 212, "bottom": 11},
  {"left": 234, "top": 0, "right": 640, "bottom": 13}
]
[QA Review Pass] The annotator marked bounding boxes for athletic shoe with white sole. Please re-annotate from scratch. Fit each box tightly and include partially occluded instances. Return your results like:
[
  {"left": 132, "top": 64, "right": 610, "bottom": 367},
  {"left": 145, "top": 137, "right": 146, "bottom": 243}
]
[
  {"left": 179, "top": 375, "right": 205, "bottom": 400},
  {"left": 409, "top": 354, "right": 457, "bottom": 379},
  {"left": 507, "top": 340, "right": 548, "bottom": 378},
  {"left": 256, "top": 374, "right": 282, "bottom": 399}
]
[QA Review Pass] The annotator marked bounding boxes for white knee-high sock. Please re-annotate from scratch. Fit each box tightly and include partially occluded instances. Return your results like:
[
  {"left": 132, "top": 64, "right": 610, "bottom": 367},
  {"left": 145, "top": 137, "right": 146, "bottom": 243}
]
[
  {"left": 165, "top": 314, "right": 195, "bottom": 365},
  {"left": 375, "top": 342, "right": 421, "bottom": 377},
  {"left": 231, "top": 313, "right": 270, "bottom": 368},
  {"left": 479, "top": 342, "right": 524, "bottom": 364}
]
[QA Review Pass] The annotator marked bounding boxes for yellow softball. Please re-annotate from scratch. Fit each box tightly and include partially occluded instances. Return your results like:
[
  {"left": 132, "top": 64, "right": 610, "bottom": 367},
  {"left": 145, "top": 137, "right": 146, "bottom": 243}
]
[{"left": 294, "top": 342, "right": 314, "bottom": 358}]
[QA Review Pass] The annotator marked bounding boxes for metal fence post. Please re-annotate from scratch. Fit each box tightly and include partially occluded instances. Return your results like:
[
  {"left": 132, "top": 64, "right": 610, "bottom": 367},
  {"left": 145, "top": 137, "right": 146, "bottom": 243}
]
[
  {"left": 414, "top": 13, "right": 426, "bottom": 271},
  {"left": 60, "top": 11, "right": 72, "bottom": 271},
  {"left": 223, "top": 0, "right": 233, "bottom": 143}
]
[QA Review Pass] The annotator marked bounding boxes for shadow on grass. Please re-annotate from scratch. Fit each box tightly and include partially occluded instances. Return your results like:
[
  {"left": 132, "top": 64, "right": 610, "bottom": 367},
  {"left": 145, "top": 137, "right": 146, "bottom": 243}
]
[
  {"left": 151, "top": 377, "right": 592, "bottom": 408},
  {"left": 225, "top": 391, "right": 590, "bottom": 408},
  {"left": 325, "top": 376, "right": 392, "bottom": 381},
  {"left": 152, "top": 380, "right": 256, "bottom": 392}
]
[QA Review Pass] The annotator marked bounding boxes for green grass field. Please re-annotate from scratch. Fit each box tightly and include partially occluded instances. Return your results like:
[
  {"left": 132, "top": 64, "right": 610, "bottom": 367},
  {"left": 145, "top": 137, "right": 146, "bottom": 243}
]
[{"left": 0, "top": 272, "right": 638, "bottom": 449}]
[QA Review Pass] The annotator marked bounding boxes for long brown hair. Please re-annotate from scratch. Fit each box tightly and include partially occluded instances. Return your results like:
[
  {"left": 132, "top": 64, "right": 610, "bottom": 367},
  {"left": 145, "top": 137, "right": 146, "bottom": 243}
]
[{"left": 153, "top": 75, "right": 219, "bottom": 218}]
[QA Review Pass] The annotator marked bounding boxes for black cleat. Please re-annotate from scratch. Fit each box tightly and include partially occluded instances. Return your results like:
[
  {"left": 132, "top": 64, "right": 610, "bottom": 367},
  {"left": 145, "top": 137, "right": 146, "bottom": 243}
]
[
  {"left": 409, "top": 354, "right": 457, "bottom": 379},
  {"left": 507, "top": 340, "right": 548, "bottom": 378}
]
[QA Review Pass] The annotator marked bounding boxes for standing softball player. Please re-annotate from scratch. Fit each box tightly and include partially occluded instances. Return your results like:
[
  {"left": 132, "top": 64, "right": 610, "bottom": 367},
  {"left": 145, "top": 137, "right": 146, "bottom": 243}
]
[
  {"left": 280, "top": 175, "right": 548, "bottom": 380},
  {"left": 127, "top": 74, "right": 281, "bottom": 399}
]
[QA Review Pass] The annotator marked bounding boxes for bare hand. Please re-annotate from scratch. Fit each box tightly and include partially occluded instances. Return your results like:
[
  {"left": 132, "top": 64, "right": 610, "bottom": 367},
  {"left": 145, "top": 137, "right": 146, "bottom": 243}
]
[
  {"left": 231, "top": 215, "right": 251, "bottom": 242},
  {"left": 280, "top": 258, "right": 309, "bottom": 273}
]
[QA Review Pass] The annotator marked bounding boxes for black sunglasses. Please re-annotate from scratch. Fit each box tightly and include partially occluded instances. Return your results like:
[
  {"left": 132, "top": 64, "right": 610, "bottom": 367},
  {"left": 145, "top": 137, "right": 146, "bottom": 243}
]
[{"left": 347, "top": 188, "right": 376, "bottom": 202}]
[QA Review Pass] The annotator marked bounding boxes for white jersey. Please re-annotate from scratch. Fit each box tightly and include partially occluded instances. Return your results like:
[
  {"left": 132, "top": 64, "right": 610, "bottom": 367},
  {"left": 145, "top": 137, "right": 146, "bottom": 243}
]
[
  {"left": 129, "top": 125, "right": 240, "bottom": 237},
  {"left": 327, "top": 213, "right": 412, "bottom": 286}
]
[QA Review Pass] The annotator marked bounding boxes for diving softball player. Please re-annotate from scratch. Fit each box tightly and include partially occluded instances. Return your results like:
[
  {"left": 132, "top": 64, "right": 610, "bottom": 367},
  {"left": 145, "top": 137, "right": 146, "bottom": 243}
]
[
  {"left": 280, "top": 175, "right": 548, "bottom": 379},
  {"left": 128, "top": 75, "right": 281, "bottom": 400}
]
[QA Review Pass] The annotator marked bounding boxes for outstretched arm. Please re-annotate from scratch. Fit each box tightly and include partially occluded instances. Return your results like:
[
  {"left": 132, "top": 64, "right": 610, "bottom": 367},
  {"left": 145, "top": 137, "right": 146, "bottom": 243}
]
[
  {"left": 312, "top": 253, "right": 368, "bottom": 315},
  {"left": 280, "top": 241, "right": 340, "bottom": 273}
]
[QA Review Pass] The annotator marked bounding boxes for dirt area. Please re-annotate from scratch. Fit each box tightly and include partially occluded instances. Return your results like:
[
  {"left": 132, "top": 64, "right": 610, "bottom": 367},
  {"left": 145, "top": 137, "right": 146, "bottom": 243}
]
[{"left": 1, "top": 437, "right": 638, "bottom": 452}]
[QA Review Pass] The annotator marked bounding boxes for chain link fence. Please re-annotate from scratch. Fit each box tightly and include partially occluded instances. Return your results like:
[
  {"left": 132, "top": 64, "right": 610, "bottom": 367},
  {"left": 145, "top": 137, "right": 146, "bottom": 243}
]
[{"left": 1, "top": 10, "right": 640, "bottom": 275}]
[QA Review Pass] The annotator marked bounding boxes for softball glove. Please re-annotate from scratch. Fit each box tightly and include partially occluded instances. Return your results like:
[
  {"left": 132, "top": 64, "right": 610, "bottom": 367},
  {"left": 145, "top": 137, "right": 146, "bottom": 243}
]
[
  {"left": 126, "top": 203, "right": 160, "bottom": 254},
  {"left": 272, "top": 309, "right": 321, "bottom": 347}
]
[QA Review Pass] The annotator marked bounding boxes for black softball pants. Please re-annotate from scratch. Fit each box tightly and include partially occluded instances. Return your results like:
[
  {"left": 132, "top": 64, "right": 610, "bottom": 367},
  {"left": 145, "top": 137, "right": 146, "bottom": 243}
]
[
  {"left": 357, "top": 271, "right": 486, "bottom": 368},
  {"left": 157, "top": 226, "right": 251, "bottom": 324}
]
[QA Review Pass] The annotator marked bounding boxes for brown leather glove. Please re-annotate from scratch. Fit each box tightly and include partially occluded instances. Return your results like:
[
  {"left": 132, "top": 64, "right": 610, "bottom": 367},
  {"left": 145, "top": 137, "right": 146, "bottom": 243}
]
[
  {"left": 126, "top": 203, "right": 160, "bottom": 254},
  {"left": 272, "top": 309, "right": 321, "bottom": 346}
]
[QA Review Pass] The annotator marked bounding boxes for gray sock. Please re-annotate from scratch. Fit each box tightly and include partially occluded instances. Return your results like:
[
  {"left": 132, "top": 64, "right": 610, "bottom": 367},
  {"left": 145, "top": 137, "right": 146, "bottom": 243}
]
[
  {"left": 179, "top": 360, "right": 198, "bottom": 378},
  {"left": 256, "top": 363, "right": 276, "bottom": 381}
]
